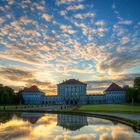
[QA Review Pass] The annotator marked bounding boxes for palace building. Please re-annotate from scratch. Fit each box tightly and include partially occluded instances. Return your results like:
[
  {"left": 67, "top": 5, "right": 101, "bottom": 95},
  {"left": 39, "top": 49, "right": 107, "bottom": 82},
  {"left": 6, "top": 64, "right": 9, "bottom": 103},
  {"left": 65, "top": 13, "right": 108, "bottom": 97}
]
[
  {"left": 22, "top": 85, "right": 45, "bottom": 105},
  {"left": 57, "top": 79, "right": 87, "bottom": 105},
  {"left": 22, "top": 79, "right": 126, "bottom": 105}
]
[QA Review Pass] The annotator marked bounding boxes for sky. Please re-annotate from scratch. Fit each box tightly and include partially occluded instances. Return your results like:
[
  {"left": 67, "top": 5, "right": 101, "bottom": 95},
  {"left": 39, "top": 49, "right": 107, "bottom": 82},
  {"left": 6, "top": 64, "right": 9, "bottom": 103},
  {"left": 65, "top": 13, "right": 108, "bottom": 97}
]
[{"left": 0, "top": 0, "right": 140, "bottom": 95}]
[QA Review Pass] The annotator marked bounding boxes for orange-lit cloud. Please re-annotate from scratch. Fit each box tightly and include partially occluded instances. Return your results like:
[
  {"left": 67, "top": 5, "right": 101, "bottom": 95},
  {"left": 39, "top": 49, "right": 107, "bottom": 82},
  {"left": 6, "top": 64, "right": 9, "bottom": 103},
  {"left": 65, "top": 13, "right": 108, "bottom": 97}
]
[{"left": 0, "top": 0, "right": 140, "bottom": 95}]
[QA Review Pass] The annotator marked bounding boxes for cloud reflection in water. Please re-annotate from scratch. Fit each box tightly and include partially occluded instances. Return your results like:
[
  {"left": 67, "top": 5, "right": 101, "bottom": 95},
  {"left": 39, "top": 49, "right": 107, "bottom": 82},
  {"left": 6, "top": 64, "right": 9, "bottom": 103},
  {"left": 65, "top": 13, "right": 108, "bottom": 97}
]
[{"left": 0, "top": 113, "right": 139, "bottom": 140}]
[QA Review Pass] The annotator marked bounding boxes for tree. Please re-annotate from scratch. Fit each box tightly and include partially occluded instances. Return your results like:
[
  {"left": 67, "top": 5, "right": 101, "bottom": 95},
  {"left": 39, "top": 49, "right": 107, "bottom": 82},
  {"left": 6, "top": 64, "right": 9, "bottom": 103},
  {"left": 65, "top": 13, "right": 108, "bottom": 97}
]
[
  {"left": 134, "top": 77, "right": 140, "bottom": 103},
  {"left": 15, "top": 89, "right": 24, "bottom": 104},
  {"left": 134, "top": 77, "right": 140, "bottom": 90},
  {"left": 0, "top": 84, "right": 16, "bottom": 105},
  {"left": 137, "top": 93, "right": 140, "bottom": 103},
  {"left": 126, "top": 87, "right": 136, "bottom": 103}
]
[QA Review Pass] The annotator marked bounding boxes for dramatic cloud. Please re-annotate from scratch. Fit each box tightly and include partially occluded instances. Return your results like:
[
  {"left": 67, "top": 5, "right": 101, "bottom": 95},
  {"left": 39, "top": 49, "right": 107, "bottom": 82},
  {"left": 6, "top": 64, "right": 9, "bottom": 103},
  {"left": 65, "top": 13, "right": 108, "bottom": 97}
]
[
  {"left": 0, "top": 0, "right": 140, "bottom": 94},
  {"left": 60, "top": 25, "right": 77, "bottom": 34},
  {"left": 66, "top": 4, "right": 85, "bottom": 11},
  {"left": 0, "top": 17, "right": 5, "bottom": 23},
  {"left": 0, "top": 119, "right": 32, "bottom": 139},
  {"left": 118, "top": 20, "right": 133, "bottom": 25},
  {"left": 74, "top": 13, "right": 95, "bottom": 19},
  {"left": 95, "top": 21, "right": 105, "bottom": 26},
  {"left": 56, "top": 0, "right": 75, "bottom": 5},
  {"left": 99, "top": 125, "right": 140, "bottom": 140},
  {"left": 0, "top": 65, "right": 55, "bottom": 94},
  {"left": 55, "top": 133, "right": 96, "bottom": 140},
  {"left": 42, "top": 14, "right": 52, "bottom": 22}
]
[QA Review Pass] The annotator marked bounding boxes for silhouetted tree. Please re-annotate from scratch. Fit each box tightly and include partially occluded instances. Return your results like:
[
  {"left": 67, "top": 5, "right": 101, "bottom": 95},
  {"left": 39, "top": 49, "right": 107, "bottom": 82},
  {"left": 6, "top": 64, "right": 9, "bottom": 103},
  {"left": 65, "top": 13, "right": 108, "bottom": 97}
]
[
  {"left": 126, "top": 87, "right": 137, "bottom": 103},
  {"left": 15, "top": 89, "right": 24, "bottom": 104},
  {"left": 0, "top": 84, "right": 16, "bottom": 105},
  {"left": 134, "top": 77, "right": 140, "bottom": 90},
  {"left": 134, "top": 77, "right": 140, "bottom": 103},
  {"left": 126, "top": 77, "right": 140, "bottom": 103}
]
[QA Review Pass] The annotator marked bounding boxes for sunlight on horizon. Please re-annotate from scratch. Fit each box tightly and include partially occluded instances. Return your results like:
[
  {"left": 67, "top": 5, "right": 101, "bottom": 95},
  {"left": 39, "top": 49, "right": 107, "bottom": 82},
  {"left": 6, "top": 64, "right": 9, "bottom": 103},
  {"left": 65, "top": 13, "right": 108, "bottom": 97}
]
[{"left": 0, "top": 0, "right": 140, "bottom": 94}]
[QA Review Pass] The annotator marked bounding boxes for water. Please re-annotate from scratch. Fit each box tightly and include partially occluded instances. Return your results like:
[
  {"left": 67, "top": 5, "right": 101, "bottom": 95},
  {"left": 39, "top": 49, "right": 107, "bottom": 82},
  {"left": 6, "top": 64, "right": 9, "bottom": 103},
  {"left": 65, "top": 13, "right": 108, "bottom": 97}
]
[{"left": 0, "top": 112, "right": 140, "bottom": 140}]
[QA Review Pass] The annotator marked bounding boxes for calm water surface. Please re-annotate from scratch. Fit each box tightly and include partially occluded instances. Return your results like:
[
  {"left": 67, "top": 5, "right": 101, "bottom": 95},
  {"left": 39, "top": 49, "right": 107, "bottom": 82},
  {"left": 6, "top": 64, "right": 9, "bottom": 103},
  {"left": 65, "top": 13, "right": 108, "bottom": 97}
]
[{"left": 0, "top": 112, "right": 140, "bottom": 140}]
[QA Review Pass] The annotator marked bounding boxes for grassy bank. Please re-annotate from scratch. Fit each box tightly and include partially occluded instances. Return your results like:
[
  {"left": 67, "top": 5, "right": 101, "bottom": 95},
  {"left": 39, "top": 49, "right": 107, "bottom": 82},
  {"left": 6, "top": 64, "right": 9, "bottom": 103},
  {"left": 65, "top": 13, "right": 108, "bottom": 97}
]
[
  {"left": 76, "top": 104, "right": 140, "bottom": 113},
  {"left": 137, "top": 120, "right": 140, "bottom": 124},
  {"left": 0, "top": 104, "right": 47, "bottom": 110},
  {"left": 75, "top": 104, "right": 140, "bottom": 126}
]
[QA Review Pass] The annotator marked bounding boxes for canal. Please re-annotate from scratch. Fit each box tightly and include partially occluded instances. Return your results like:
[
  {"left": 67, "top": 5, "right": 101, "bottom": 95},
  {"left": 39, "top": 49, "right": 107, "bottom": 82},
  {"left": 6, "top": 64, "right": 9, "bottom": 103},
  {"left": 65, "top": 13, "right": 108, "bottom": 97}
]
[{"left": 0, "top": 112, "right": 140, "bottom": 140}]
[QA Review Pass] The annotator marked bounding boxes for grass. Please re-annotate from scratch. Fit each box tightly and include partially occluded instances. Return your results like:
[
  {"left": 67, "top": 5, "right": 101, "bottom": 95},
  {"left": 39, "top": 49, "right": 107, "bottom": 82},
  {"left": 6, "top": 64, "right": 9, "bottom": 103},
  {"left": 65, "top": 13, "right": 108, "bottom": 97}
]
[
  {"left": 126, "top": 118, "right": 140, "bottom": 125},
  {"left": 137, "top": 120, "right": 140, "bottom": 124},
  {"left": 76, "top": 104, "right": 140, "bottom": 113},
  {"left": 0, "top": 104, "right": 47, "bottom": 110},
  {"left": 75, "top": 104, "right": 140, "bottom": 125},
  {"left": 1, "top": 104, "right": 140, "bottom": 114}
]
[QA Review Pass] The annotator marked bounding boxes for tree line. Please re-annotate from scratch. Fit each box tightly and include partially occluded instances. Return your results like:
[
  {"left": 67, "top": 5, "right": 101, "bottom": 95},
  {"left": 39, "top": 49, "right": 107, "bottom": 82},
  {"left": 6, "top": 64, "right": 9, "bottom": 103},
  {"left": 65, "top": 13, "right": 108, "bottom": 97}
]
[
  {"left": 0, "top": 84, "right": 24, "bottom": 105},
  {"left": 126, "top": 77, "right": 140, "bottom": 103}
]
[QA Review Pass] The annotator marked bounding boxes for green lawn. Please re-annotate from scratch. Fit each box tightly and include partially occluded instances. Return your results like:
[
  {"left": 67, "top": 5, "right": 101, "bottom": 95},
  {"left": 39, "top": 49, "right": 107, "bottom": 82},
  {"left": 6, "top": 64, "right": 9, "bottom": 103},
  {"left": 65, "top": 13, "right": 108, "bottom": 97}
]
[
  {"left": 77, "top": 104, "right": 140, "bottom": 113},
  {"left": 137, "top": 120, "right": 140, "bottom": 124}
]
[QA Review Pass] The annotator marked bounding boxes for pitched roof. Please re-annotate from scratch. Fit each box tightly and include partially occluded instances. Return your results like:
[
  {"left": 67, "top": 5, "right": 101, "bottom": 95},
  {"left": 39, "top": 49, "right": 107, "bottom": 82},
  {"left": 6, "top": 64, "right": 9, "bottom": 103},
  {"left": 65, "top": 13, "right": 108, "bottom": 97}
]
[
  {"left": 59, "top": 79, "right": 86, "bottom": 85},
  {"left": 23, "top": 85, "right": 41, "bottom": 92},
  {"left": 105, "top": 83, "right": 124, "bottom": 92},
  {"left": 21, "top": 113, "right": 44, "bottom": 124},
  {"left": 58, "top": 123, "right": 87, "bottom": 131}
]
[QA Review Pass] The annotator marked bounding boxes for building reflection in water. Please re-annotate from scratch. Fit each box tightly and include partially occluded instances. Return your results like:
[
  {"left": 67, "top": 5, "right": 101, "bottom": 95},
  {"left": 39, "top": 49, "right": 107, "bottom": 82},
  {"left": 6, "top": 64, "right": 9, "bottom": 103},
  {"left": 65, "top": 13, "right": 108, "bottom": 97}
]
[
  {"left": 20, "top": 113, "right": 118, "bottom": 131},
  {"left": 21, "top": 113, "right": 44, "bottom": 124},
  {"left": 57, "top": 114, "right": 88, "bottom": 131},
  {"left": 20, "top": 113, "right": 88, "bottom": 131}
]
